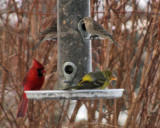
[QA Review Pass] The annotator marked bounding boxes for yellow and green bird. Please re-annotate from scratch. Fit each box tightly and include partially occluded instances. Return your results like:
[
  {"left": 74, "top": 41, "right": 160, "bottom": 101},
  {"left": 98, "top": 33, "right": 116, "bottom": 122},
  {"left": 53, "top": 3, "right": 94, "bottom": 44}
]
[{"left": 64, "top": 70, "right": 117, "bottom": 90}]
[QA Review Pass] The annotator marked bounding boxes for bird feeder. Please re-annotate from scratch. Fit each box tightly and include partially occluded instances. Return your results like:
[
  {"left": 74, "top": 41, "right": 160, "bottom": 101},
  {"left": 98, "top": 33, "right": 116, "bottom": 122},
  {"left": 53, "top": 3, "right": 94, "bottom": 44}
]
[{"left": 25, "top": 0, "right": 124, "bottom": 100}]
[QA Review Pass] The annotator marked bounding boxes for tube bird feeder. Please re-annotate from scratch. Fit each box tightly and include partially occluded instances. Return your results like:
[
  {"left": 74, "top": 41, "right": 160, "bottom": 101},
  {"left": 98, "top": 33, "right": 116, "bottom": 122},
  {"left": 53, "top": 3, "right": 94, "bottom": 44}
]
[{"left": 57, "top": 0, "right": 92, "bottom": 89}]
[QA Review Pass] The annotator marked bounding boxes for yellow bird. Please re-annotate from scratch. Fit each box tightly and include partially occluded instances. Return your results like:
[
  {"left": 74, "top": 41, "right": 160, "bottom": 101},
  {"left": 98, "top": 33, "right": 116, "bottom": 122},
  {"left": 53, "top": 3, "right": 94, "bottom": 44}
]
[{"left": 64, "top": 70, "right": 117, "bottom": 90}]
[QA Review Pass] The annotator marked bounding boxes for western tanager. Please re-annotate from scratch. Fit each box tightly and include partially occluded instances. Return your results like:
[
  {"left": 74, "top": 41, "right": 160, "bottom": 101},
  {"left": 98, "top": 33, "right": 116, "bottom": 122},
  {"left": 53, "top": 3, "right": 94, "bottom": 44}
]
[{"left": 64, "top": 70, "right": 117, "bottom": 90}]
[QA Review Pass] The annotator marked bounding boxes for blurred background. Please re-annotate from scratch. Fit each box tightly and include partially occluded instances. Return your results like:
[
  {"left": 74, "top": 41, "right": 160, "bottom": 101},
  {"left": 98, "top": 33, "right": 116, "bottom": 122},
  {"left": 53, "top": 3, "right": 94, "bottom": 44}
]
[{"left": 0, "top": 0, "right": 160, "bottom": 128}]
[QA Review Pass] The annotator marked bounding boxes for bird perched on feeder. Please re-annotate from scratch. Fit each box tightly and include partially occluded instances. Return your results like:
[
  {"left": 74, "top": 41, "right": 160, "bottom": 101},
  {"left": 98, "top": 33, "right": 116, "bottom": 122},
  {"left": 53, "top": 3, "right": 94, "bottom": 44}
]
[
  {"left": 17, "top": 59, "right": 45, "bottom": 117},
  {"left": 80, "top": 17, "right": 119, "bottom": 47},
  {"left": 64, "top": 69, "right": 117, "bottom": 90},
  {"left": 32, "top": 23, "right": 57, "bottom": 50}
]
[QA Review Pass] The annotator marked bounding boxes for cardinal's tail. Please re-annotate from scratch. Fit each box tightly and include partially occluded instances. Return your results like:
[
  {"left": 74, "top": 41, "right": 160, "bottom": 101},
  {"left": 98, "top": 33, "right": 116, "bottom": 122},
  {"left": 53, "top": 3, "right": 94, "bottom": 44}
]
[{"left": 17, "top": 96, "right": 28, "bottom": 118}]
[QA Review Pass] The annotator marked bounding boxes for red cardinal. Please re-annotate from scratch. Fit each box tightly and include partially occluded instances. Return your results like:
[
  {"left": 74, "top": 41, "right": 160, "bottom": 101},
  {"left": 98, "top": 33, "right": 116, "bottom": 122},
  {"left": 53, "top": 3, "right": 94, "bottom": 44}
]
[{"left": 17, "top": 59, "right": 45, "bottom": 118}]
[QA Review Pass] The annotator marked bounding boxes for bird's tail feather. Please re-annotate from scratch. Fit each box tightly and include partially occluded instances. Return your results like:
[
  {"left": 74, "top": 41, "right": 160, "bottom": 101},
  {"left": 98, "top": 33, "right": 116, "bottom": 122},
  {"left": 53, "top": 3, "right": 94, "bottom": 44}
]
[
  {"left": 107, "top": 34, "right": 120, "bottom": 47},
  {"left": 17, "top": 97, "right": 28, "bottom": 118}
]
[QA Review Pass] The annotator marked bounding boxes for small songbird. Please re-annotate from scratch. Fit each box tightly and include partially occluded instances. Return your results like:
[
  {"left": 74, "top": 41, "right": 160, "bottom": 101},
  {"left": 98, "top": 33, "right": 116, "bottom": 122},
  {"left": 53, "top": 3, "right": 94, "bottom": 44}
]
[
  {"left": 64, "top": 69, "right": 117, "bottom": 90},
  {"left": 32, "top": 24, "right": 57, "bottom": 50},
  {"left": 17, "top": 59, "right": 45, "bottom": 117},
  {"left": 82, "top": 17, "right": 119, "bottom": 47}
]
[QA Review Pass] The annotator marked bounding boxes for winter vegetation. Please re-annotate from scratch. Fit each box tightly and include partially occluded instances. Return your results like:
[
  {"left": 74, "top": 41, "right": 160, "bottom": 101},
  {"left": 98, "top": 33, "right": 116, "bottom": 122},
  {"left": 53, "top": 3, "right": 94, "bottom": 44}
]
[{"left": 0, "top": 0, "right": 160, "bottom": 128}]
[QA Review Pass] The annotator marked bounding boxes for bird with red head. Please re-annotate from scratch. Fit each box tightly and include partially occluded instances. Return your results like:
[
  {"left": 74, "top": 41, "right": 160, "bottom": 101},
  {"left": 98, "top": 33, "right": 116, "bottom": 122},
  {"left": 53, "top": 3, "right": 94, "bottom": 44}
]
[{"left": 17, "top": 59, "right": 45, "bottom": 118}]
